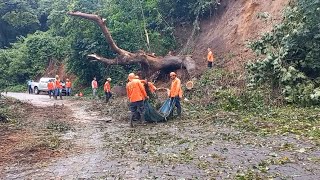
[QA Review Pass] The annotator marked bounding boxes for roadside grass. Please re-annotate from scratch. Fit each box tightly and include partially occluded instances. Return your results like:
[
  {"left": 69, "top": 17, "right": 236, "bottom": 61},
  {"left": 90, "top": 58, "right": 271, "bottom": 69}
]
[{"left": 3, "top": 84, "right": 26, "bottom": 93}]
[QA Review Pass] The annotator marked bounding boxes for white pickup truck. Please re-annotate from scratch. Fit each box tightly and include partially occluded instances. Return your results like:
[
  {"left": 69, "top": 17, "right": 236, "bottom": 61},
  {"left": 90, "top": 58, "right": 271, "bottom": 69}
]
[{"left": 31, "top": 77, "right": 66, "bottom": 95}]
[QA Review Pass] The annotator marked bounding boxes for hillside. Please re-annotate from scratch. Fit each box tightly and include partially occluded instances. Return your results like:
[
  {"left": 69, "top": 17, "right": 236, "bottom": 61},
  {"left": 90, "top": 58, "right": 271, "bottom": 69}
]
[{"left": 191, "top": 0, "right": 288, "bottom": 72}]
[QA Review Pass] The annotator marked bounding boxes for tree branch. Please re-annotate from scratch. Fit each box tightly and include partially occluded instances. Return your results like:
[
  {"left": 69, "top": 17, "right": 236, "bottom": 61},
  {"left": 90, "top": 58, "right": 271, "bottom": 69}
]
[
  {"left": 88, "top": 54, "right": 142, "bottom": 65},
  {"left": 67, "top": 11, "right": 132, "bottom": 56}
]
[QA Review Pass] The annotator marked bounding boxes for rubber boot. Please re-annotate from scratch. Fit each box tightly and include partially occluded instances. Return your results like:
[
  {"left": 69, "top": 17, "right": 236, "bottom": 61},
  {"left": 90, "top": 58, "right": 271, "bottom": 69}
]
[{"left": 177, "top": 108, "right": 181, "bottom": 117}]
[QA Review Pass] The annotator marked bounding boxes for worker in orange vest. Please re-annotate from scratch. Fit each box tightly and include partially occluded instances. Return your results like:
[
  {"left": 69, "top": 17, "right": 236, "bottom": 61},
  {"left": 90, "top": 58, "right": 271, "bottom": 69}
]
[
  {"left": 91, "top": 77, "right": 98, "bottom": 98},
  {"left": 47, "top": 79, "right": 54, "bottom": 99},
  {"left": 169, "top": 72, "right": 183, "bottom": 116},
  {"left": 207, "top": 48, "right": 215, "bottom": 69},
  {"left": 126, "top": 73, "right": 148, "bottom": 127},
  {"left": 65, "top": 79, "right": 72, "bottom": 96},
  {"left": 54, "top": 75, "right": 63, "bottom": 100},
  {"left": 140, "top": 79, "right": 157, "bottom": 96},
  {"left": 104, "top": 78, "right": 112, "bottom": 103}
]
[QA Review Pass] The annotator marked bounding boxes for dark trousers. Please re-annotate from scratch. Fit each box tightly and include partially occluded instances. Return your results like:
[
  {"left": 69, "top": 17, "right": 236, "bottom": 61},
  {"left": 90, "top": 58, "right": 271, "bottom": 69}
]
[
  {"left": 171, "top": 97, "right": 181, "bottom": 116},
  {"left": 105, "top": 92, "right": 112, "bottom": 103},
  {"left": 208, "top": 61, "right": 213, "bottom": 68},
  {"left": 129, "top": 100, "right": 145, "bottom": 121},
  {"left": 54, "top": 88, "right": 62, "bottom": 100},
  {"left": 48, "top": 90, "right": 54, "bottom": 99},
  {"left": 66, "top": 88, "right": 71, "bottom": 96},
  {"left": 28, "top": 85, "right": 33, "bottom": 94}
]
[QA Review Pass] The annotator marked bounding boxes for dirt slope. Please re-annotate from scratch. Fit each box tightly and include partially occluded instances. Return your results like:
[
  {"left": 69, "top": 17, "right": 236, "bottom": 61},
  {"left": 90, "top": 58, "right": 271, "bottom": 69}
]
[{"left": 192, "top": 0, "right": 288, "bottom": 73}]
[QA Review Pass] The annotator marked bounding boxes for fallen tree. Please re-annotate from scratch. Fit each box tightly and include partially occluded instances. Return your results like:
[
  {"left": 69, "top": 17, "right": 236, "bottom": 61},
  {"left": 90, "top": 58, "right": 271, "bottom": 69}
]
[{"left": 67, "top": 11, "right": 196, "bottom": 79}]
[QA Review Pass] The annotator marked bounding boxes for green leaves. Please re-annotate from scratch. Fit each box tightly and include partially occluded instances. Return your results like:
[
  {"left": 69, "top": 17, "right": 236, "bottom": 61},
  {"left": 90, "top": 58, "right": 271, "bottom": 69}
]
[
  {"left": 247, "top": 0, "right": 320, "bottom": 105},
  {"left": 2, "top": 11, "right": 39, "bottom": 27}
]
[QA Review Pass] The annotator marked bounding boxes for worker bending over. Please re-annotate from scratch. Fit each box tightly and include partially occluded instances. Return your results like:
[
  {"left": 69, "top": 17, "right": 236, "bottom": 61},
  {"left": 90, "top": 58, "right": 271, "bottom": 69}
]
[{"left": 137, "top": 77, "right": 157, "bottom": 96}]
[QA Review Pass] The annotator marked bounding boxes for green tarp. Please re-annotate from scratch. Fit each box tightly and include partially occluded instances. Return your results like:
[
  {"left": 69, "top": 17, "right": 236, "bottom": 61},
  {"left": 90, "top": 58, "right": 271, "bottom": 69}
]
[{"left": 144, "top": 98, "right": 176, "bottom": 122}]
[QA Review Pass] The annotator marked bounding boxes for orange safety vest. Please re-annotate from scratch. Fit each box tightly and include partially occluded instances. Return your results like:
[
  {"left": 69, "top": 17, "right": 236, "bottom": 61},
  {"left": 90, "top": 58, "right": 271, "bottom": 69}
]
[
  {"left": 66, "top": 81, "right": 72, "bottom": 88},
  {"left": 104, "top": 81, "right": 111, "bottom": 92},
  {"left": 207, "top": 51, "right": 214, "bottom": 62},
  {"left": 92, "top": 80, "right": 98, "bottom": 89},
  {"left": 55, "top": 79, "right": 62, "bottom": 89},
  {"left": 47, "top": 82, "right": 54, "bottom": 90},
  {"left": 126, "top": 79, "right": 147, "bottom": 102},
  {"left": 170, "top": 77, "right": 183, "bottom": 98},
  {"left": 140, "top": 80, "right": 157, "bottom": 93},
  {"left": 148, "top": 82, "right": 157, "bottom": 93}
]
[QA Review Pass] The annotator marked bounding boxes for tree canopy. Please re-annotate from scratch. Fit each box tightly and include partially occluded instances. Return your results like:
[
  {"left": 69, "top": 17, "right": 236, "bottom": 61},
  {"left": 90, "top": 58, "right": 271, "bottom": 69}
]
[
  {"left": 247, "top": 0, "right": 320, "bottom": 105},
  {"left": 0, "top": 0, "right": 218, "bottom": 89}
]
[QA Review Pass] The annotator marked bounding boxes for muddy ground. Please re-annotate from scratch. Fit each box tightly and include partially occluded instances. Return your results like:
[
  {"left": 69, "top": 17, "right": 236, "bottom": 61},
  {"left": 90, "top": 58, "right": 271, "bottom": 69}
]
[{"left": 1, "top": 92, "right": 319, "bottom": 179}]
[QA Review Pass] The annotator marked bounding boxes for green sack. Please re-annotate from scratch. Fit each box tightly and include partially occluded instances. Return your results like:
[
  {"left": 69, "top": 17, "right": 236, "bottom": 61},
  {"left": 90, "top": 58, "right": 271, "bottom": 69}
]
[{"left": 144, "top": 98, "right": 176, "bottom": 122}]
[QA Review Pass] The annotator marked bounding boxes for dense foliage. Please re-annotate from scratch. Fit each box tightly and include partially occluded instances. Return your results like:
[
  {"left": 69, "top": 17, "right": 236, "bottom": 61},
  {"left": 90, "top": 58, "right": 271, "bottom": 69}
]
[
  {"left": 0, "top": 0, "right": 219, "bottom": 90},
  {"left": 247, "top": 0, "right": 320, "bottom": 105},
  {"left": 0, "top": 0, "right": 48, "bottom": 48}
]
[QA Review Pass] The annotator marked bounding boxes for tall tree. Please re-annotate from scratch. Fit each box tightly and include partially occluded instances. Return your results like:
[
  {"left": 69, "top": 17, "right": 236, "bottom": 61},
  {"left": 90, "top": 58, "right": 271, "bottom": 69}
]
[{"left": 67, "top": 11, "right": 196, "bottom": 79}]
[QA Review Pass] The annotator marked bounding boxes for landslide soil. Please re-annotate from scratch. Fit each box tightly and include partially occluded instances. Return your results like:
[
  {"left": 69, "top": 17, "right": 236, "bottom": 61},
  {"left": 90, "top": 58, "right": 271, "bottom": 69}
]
[{"left": 189, "top": 0, "right": 289, "bottom": 73}]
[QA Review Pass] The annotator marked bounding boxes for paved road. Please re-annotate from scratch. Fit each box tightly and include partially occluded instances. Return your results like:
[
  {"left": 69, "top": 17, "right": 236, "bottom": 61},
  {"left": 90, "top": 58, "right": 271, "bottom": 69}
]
[
  {"left": 3, "top": 92, "right": 128, "bottom": 179},
  {"left": 5, "top": 92, "right": 66, "bottom": 107},
  {"left": 3, "top": 92, "right": 320, "bottom": 179}
]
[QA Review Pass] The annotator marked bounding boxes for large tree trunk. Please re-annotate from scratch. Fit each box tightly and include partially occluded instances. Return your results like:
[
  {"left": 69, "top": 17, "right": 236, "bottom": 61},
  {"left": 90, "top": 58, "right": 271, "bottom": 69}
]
[{"left": 67, "top": 11, "right": 196, "bottom": 79}]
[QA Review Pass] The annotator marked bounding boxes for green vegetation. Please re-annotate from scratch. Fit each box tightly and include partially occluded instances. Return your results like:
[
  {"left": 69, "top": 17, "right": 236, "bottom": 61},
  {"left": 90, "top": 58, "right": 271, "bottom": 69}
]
[
  {"left": 247, "top": 0, "right": 320, "bottom": 105},
  {"left": 0, "top": 0, "right": 219, "bottom": 90},
  {"left": 184, "top": 69, "right": 320, "bottom": 143}
]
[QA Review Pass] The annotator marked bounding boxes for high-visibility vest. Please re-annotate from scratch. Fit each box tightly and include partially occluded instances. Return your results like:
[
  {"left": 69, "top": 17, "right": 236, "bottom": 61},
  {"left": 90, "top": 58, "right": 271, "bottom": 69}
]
[
  {"left": 47, "top": 82, "right": 54, "bottom": 90},
  {"left": 170, "top": 77, "right": 183, "bottom": 98},
  {"left": 207, "top": 51, "right": 214, "bottom": 62},
  {"left": 126, "top": 79, "right": 147, "bottom": 102},
  {"left": 55, "top": 79, "right": 62, "bottom": 89},
  {"left": 66, "top": 81, "right": 72, "bottom": 88},
  {"left": 104, "top": 81, "right": 111, "bottom": 92}
]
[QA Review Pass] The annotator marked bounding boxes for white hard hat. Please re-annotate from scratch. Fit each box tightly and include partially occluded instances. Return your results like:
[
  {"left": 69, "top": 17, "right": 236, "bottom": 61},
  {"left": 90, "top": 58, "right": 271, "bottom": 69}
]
[{"left": 107, "top": 78, "right": 111, "bottom": 81}]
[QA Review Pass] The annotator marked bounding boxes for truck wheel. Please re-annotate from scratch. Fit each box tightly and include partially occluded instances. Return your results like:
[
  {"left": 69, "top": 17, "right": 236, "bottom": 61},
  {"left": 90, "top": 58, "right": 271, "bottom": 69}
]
[{"left": 34, "top": 87, "right": 40, "bottom": 94}]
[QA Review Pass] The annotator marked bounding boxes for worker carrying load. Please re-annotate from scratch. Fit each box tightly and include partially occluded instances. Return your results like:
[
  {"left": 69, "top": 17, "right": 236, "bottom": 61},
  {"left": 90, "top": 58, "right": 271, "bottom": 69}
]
[
  {"left": 142, "top": 72, "right": 183, "bottom": 123},
  {"left": 136, "top": 76, "right": 157, "bottom": 97},
  {"left": 169, "top": 72, "right": 182, "bottom": 117},
  {"left": 126, "top": 73, "right": 148, "bottom": 127}
]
